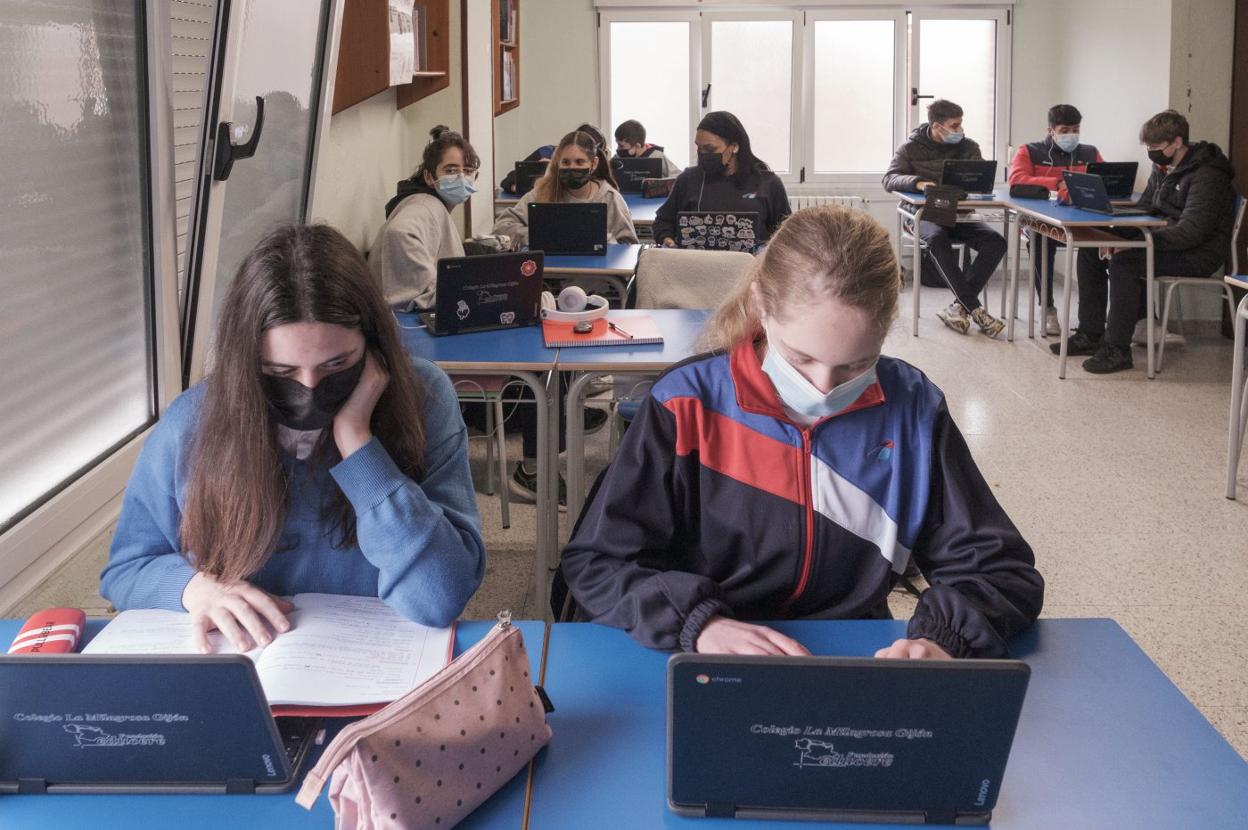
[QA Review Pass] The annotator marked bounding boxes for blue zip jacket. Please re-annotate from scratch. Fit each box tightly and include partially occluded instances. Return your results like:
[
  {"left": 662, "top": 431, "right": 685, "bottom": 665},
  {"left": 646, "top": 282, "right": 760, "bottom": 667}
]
[
  {"left": 560, "top": 340, "right": 1043, "bottom": 656},
  {"left": 100, "top": 358, "right": 485, "bottom": 627}
]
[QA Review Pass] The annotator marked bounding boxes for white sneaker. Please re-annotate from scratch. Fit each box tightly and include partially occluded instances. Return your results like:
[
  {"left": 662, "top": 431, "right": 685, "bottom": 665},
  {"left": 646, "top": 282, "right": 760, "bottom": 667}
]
[
  {"left": 1131, "top": 319, "right": 1186, "bottom": 348},
  {"left": 936, "top": 302, "right": 971, "bottom": 335},
  {"left": 970, "top": 307, "right": 1005, "bottom": 339},
  {"left": 1044, "top": 307, "right": 1060, "bottom": 336}
]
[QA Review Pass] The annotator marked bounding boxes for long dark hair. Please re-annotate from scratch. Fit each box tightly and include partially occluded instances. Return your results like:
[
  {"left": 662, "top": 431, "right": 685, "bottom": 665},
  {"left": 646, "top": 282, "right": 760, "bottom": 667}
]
[
  {"left": 181, "top": 224, "right": 427, "bottom": 581},
  {"left": 534, "top": 129, "right": 618, "bottom": 202},
  {"left": 697, "top": 110, "right": 767, "bottom": 188}
]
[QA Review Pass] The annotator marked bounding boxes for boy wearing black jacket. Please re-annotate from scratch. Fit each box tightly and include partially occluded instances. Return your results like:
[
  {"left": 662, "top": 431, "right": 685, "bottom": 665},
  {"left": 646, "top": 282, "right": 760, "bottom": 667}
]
[{"left": 1064, "top": 110, "right": 1237, "bottom": 374}]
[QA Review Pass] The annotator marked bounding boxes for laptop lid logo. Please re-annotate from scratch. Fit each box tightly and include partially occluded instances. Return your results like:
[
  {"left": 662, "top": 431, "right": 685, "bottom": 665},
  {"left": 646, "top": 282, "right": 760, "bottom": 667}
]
[
  {"left": 520, "top": 259, "right": 538, "bottom": 277},
  {"left": 63, "top": 723, "right": 167, "bottom": 748},
  {"left": 794, "top": 738, "right": 894, "bottom": 769}
]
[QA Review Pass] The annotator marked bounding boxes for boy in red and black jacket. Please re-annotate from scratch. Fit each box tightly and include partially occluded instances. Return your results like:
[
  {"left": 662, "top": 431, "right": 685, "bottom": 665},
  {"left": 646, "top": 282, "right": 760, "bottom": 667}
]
[{"left": 1009, "top": 104, "right": 1104, "bottom": 335}]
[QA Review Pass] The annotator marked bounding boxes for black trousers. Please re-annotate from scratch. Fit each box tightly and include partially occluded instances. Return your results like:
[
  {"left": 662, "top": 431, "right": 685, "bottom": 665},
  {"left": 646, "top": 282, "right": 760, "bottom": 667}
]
[
  {"left": 1027, "top": 233, "right": 1062, "bottom": 309},
  {"left": 1075, "top": 245, "right": 1222, "bottom": 347},
  {"left": 918, "top": 220, "right": 1008, "bottom": 312}
]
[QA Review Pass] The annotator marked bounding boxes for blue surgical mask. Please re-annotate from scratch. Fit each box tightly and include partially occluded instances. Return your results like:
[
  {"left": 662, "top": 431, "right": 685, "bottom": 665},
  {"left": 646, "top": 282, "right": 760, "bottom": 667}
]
[
  {"left": 436, "top": 173, "right": 477, "bottom": 206},
  {"left": 761, "top": 340, "right": 879, "bottom": 421},
  {"left": 941, "top": 129, "right": 964, "bottom": 145},
  {"left": 1053, "top": 133, "right": 1080, "bottom": 153}
]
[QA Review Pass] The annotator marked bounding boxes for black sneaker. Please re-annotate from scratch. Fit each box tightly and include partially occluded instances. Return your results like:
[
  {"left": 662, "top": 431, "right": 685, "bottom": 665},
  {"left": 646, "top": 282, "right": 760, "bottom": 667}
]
[
  {"left": 1050, "top": 330, "right": 1102, "bottom": 356},
  {"left": 583, "top": 408, "right": 609, "bottom": 435},
  {"left": 509, "top": 463, "right": 568, "bottom": 510},
  {"left": 1082, "top": 343, "right": 1134, "bottom": 374}
]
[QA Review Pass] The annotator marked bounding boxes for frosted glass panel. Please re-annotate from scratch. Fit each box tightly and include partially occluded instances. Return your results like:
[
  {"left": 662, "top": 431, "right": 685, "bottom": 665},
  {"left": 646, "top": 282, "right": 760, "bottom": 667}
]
[
  {"left": 0, "top": 0, "right": 155, "bottom": 529},
  {"left": 710, "top": 20, "right": 793, "bottom": 173},
  {"left": 812, "top": 20, "right": 895, "bottom": 174},
  {"left": 609, "top": 21, "right": 691, "bottom": 170},
  {"left": 917, "top": 19, "right": 997, "bottom": 156}
]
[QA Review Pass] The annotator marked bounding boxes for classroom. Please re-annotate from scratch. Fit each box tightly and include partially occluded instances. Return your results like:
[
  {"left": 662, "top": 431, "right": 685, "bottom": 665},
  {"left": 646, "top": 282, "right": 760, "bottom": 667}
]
[{"left": 3, "top": 0, "right": 1248, "bottom": 826}]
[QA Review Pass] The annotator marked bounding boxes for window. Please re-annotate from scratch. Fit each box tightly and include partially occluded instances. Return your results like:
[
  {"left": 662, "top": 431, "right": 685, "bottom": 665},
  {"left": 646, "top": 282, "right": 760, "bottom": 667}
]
[{"left": 598, "top": 5, "right": 1011, "bottom": 184}]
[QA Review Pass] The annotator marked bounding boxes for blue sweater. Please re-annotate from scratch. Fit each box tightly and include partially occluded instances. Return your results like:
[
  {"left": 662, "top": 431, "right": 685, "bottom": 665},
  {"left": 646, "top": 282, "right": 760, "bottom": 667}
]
[{"left": 100, "top": 358, "right": 486, "bottom": 627}]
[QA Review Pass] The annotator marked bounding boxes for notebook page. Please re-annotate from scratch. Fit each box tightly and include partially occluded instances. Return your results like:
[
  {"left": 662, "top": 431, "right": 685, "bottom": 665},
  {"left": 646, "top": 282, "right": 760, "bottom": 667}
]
[{"left": 80, "top": 609, "right": 261, "bottom": 661}]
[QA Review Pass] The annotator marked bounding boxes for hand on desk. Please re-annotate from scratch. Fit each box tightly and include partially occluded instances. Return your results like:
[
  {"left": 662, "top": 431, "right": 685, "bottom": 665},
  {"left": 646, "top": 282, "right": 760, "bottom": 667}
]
[
  {"left": 182, "top": 572, "right": 295, "bottom": 653},
  {"left": 695, "top": 617, "right": 812, "bottom": 657},
  {"left": 916, "top": 181, "right": 936, "bottom": 192},
  {"left": 873, "top": 638, "right": 952, "bottom": 660},
  {"left": 661, "top": 238, "right": 677, "bottom": 248}
]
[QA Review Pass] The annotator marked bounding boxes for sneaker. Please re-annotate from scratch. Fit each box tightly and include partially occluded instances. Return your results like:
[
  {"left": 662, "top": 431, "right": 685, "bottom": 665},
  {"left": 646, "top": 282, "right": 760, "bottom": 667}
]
[
  {"left": 1043, "top": 307, "right": 1060, "bottom": 336},
  {"left": 585, "top": 375, "right": 614, "bottom": 397},
  {"left": 509, "top": 463, "right": 568, "bottom": 510},
  {"left": 936, "top": 302, "right": 971, "bottom": 335},
  {"left": 1082, "top": 343, "right": 1134, "bottom": 374},
  {"left": 583, "top": 408, "right": 609, "bottom": 435},
  {"left": 970, "top": 307, "right": 1005, "bottom": 338},
  {"left": 1049, "top": 330, "right": 1102, "bottom": 356},
  {"left": 1131, "top": 318, "right": 1186, "bottom": 348}
]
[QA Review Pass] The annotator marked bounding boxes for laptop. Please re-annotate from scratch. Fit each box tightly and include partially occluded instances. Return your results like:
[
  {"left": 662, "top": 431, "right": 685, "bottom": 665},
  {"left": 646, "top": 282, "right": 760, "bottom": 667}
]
[
  {"left": 1062, "top": 171, "right": 1150, "bottom": 216},
  {"left": 939, "top": 159, "right": 998, "bottom": 194},
  {"left": 512, "top": 160, "right": 549, "bottom": 194},
  {"left": 0, "top": 655, "right": 320, "bottom": 794},
  {"left": 667, "top": 654, "right": 1030, "bottom": 825},
  {"left": 613, "top": 156, "right": 664, "bottom": 193},
  {"left": 1085, "top": 161, "right": 1139, "bottom": 199},
  {"left": 676, "top": 211, "right": 761, "bottom": 254},
  {"left": 528, "top": 202, "right": 608, "bottom": 256},
  {"left": 418, "top": 251, "right": 544, "bottom": 336}
]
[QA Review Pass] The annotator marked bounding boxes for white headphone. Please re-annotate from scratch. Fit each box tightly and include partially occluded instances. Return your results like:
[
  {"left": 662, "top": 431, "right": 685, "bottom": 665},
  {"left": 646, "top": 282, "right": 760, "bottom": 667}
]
[{"left": 540, "top": 285, "right": 610, "bottom": 323}]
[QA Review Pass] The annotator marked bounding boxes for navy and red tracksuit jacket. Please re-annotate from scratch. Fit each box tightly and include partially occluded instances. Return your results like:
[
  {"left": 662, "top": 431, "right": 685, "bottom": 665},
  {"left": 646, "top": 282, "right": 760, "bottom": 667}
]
[
  {"left": 559, "top": 340, "right": 1044, "bottom": 657},
  {"left": 1009, "top": 137, "right": 1104, "bottom": 195}
]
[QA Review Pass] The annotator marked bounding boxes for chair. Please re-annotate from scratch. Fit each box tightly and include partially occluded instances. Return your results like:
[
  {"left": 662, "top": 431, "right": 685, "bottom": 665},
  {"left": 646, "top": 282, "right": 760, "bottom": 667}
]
[
  {"left": 450, "top": 375, "right": 512, "bottom": 528},
  {"left": 1155, "top": 197, "right": 1246, "bottom": 371},
  {"left": 1226, "top": 282, "right": 1248, "bottom": 499}
]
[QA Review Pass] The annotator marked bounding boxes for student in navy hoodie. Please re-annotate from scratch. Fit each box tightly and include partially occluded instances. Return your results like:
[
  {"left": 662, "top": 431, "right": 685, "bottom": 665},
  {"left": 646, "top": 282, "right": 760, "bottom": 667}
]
[
  {"left": 101, "top": 224, "right": 485, "bottom": 652},
  {"left": 558, "top": 206, "right": 1043, "bottom": 658}
]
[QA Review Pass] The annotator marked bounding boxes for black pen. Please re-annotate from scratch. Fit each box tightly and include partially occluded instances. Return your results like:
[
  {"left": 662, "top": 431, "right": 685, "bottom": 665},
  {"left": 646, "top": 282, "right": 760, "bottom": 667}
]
[{"left": 608, "top": 321, "right": 634, "bottom": 340}]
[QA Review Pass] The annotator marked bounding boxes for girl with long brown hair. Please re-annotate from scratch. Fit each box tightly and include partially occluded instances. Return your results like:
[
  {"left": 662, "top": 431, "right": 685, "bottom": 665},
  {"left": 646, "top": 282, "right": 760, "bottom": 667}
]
[
  {"left": 558, "top": 206, "right": 1042, "bottom": 659},
  {"left": 101, "top": 224, "right": 485, "bottom": 652},
  {"left": 493, "top": 128, "right": 639, "bottom": 248}
]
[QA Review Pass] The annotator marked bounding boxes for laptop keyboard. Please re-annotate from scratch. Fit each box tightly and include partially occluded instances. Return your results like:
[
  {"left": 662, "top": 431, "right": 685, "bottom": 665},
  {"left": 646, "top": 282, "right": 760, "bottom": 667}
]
[{"left": 277, "top": 717, "right": 321, "bottom": 763}]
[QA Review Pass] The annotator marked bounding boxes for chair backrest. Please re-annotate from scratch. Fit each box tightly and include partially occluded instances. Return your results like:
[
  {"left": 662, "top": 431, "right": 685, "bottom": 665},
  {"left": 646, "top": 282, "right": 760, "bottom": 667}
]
[
  {"left": 787, "top": 194, "right": 867, "bottom": 213},
  {"left": 1231, "top": 194, "right": 1246, "bottom": 276},
  {"left": 633, "top": 247, "right": 755, "bottom": 309}
]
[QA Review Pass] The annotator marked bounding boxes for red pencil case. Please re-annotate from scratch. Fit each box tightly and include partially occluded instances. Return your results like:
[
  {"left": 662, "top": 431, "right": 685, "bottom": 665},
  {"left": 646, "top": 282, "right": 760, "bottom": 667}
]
[{"left": 7, "top": 607, "right": 86, "bottom": 654}]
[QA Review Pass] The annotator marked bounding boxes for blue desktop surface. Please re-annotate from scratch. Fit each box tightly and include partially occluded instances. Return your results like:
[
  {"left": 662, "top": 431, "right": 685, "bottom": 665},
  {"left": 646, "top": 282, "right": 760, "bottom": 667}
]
[
  {"left": 0, "top": 618, "right": 543, "bottom": 830},
  {"left": 395, "top": 312, "right": 556, "bottom": 370},
  {"left": 1005, "top": 195, "right": 1167, "bottom": 228},
  {"left": 542, "top": 243, "right": 644, "bottom": 275},
  {"left": 553, "top": 308, "right": 711, "bottom": 371},
  {"left": 527, "top": 619, "right": 1248, "bottom": 829}
]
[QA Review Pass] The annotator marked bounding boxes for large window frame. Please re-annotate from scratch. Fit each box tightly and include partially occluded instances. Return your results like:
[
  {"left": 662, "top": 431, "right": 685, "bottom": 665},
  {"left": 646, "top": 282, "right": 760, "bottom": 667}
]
[{"left": 597, "top": 4, "right": 1013, "bottom": 186}]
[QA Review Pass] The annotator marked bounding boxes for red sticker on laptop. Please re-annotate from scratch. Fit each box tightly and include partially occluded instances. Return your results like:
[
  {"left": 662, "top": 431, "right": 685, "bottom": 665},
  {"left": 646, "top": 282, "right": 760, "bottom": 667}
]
[{"left": 520, "top": 259, "right": 538, "bottom": 277}]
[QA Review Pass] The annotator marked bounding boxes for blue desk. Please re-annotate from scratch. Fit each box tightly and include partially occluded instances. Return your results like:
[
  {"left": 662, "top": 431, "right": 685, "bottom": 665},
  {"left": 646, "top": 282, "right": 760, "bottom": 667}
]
[
  {"left": 0, "top": 619, "right": 547, "bottom": 830},
  {"left": 528, "top": 619, "right": 1248, "bottom": 829},
  {"left": 1005, "top": 197, "right": 1166, "bottom": 378},
  {"left": 559, "top": 309, "right": 712, "bottom": 524},
  {"left": 396, "top": 314, "right": 561, "bottom": 615},
  {"left": 543, "top": 244, "right": 647, "bottom": 308},
  {"left": 623, "top": 193, "right": 664, "bottom": 230}
]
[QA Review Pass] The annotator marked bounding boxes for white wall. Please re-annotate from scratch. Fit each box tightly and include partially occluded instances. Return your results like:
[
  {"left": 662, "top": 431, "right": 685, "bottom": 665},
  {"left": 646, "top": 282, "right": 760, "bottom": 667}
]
[
  {"left": 310, "top": 2, "right": 465, "bottom": 252},
  {"left": 465, "top": 0, "right": 497, "bottom": 236},
  {"left": 1170, "top": 0, "right": 1235, "bottom": 147}
]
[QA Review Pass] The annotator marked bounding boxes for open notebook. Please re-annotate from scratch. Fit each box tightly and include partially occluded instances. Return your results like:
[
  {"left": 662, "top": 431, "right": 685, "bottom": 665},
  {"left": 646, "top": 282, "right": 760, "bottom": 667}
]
[
  {"left": 542, "top": 315, "right": 664, "bottom": 348},
  {"left": 81, "top": 593, "right": 454, "bottom": 717}
]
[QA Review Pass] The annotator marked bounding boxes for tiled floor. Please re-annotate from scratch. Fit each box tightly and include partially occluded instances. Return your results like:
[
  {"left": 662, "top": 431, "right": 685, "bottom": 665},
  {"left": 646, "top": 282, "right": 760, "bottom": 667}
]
[{"left": 10, "top": 283, "right": 1248, "bottom": 759}]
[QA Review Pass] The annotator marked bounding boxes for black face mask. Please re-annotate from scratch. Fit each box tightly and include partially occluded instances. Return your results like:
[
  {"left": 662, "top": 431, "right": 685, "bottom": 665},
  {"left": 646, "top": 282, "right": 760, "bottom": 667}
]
[
  {"left": 698, "top": 151, "right": 726, "bottom": 177},
  {"left": 261, "top": 358, "right": 365, "bottom": 431},
  {"left": 1147, "top": 145, "right": 1173, "bottom": 168},
  {"left": 558, "top": 168, "right": 593, "bottom": 190}
]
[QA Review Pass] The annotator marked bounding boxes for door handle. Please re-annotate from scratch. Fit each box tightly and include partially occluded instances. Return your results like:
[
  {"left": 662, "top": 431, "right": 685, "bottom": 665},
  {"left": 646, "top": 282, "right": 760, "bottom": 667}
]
[
  {"left": 701, "top": 83, "right": 712, "bottom": 108},
  {"left": 212, "top": 95, "right": 265, "bottom": 181},
  {"left": 911, "top": 87, "right": 935, "bottom": 106}
]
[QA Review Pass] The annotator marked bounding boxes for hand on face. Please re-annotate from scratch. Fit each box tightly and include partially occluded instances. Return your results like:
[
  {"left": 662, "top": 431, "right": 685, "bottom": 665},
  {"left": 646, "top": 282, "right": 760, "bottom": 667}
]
[{"left": 333, "top": 350, "right": 389, "bottom": 458}]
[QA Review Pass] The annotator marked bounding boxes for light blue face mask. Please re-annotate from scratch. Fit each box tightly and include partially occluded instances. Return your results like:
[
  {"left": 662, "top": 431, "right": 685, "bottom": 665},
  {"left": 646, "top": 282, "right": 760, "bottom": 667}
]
[
  {"left": 941, "top": 128, "right": 964, "bottom": 145},
  {"left": 1053, "top": 132, "right": 1080, "bottom": 153},
  {"left": 436, "top": 173, "right": 477, "bottom": 206},
  {"left": 761, "top": 341, "right": 879, "bottom": 421}
]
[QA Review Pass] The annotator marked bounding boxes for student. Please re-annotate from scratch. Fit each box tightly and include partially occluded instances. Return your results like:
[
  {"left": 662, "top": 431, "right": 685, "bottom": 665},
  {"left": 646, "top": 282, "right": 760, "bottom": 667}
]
[
  {"left": 883, "top": 99, "right": 1008, "bottom": 338},
  {"left": 652, "top": 111, "right": 791, "bottom": 248},
  {"left": 1008, "top": 105, "right": 1104, "bottom": 336},
  {"left": 499, "top": 122, "right": 609, "bottom": 194},
  {"left": 369, "top": 125, "right": 479, "bottom": 310},
  {"left": 100, "top": 224, "right": 486, "bottom": 652},
  {"left": 613, "top": 119, "right": 679, "bottom": 177},
  {"left": 493, "top": 128, "right": 639, "bottom": 248},
  {"left": 558, "top": 206, "right": 1043, "bottom": 658},
  {"left": 1064, "top": 110, "right": 1236, "bottom": 374}
]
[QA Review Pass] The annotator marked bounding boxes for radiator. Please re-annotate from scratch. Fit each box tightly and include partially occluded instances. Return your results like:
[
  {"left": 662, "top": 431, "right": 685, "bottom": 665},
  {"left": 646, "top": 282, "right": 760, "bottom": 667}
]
[{"left": 788, "top": 194, "right": 868, "bottom": 211}]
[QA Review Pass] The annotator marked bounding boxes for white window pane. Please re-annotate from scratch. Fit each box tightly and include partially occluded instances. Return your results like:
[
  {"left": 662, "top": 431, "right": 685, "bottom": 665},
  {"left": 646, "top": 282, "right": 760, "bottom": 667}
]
[
  {"left": 0, "top": 2, "right": 154, "bottom": 529},
  {"left": 812, "top": 20, "right": 895, "bottom": 174},
  {"left": 710, "top": 20, "right": 793, "bottom": 173},
  {"left": 609, "top": 22, "right": 691, "bottom": 170},
  {"left": 917, "top": 19, "right": 997, "bottom": 156}
]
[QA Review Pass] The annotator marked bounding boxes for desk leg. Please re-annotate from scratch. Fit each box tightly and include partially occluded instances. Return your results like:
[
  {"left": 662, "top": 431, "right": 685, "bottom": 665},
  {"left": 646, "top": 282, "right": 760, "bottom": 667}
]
[
  {"left": 505, "top": 371, "right": 555, "bottom": 619},
  {"left": 1145, "top": 232, "right": 1156, "bottom": 379},
  {"left": 911, "top": 209, "right": 923, "bottom": 336},
  {"left": 1038, "top": 234, "right": 1049, "bottom": 339},
  {"left": 1010, "top": 215, "right": 1024, "bottom": 341},
  {"left": 1228, "top": 300, "right": 1248, "bottom": 499},
  {"left": 565, "top": 371, "right": 609, "bottom": 530},
  {"left": 999, "top": 210, "right": 1011, "bottom": 320},
  {"left": 1058, "top": 231, "right": 1076, "bottom": 379},
  {"left": 541, "top": 369, "right": 561, "bottom": 617}
]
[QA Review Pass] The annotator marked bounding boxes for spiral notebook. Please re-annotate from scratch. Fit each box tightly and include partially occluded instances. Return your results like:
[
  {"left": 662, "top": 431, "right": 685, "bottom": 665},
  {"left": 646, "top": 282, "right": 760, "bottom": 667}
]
[{"left": 542, "top": 315, "right": 664, "bottom": 348}]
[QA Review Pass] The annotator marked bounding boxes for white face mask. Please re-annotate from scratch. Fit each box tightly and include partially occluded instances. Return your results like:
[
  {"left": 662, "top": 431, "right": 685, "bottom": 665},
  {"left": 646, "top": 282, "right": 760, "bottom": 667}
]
[
  {"left": 761, "top": 338, "right": 879, "bottom": 421},
  {"left": 1053, "top": 132, "right": 1080, "bottom": 153}
]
